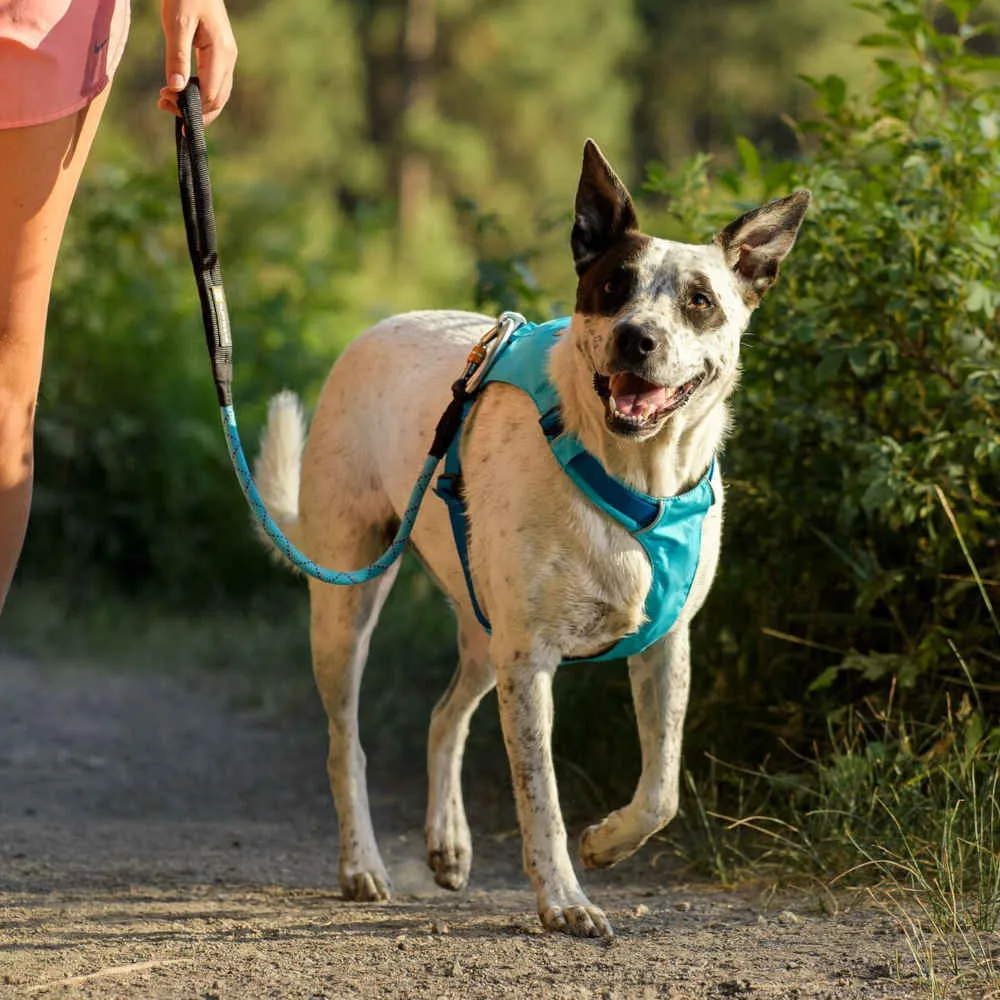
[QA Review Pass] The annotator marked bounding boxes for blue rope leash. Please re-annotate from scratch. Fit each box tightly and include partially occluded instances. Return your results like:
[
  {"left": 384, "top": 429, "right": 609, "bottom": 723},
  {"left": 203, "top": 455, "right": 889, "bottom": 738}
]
[
  {"left": 176, "top": 78, "right": 476, "bottom": 586},
  {"left": 221, "top": 405, "right": 440, "bottom": 584}
]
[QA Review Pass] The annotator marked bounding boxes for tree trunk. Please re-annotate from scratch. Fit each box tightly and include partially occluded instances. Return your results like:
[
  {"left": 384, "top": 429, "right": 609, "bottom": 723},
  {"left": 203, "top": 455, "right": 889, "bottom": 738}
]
[{"left": 398, "top": 0, "right": 436, "bottom": 254}]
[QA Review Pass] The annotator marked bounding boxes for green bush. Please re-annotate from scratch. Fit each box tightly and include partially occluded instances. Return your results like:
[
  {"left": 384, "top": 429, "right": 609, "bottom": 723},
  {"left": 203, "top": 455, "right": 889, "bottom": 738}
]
[{"left": 708, "top": 0, "right": 999, "bottom": 747}]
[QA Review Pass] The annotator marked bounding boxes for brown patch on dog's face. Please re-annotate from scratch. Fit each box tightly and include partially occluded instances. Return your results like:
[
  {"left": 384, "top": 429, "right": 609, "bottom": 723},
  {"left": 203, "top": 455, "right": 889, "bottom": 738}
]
[
  {"left": 574, "top": 234, "right": 652, "bottom": 317},
  {"left": 680, "top": 273, "right": 728, "bottom": 334}
]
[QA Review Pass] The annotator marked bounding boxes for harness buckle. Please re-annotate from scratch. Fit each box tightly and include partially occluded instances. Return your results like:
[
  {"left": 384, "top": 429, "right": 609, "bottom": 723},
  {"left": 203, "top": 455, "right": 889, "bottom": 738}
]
[{"left": 464, "top": 311, "right": 526, "bottom": 393}]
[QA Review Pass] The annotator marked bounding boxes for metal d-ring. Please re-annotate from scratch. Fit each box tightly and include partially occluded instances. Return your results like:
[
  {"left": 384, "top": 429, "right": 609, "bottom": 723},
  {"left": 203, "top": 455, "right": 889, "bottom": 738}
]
[{"left": 465, "top": 311, "right": 526, "bottom": 393}]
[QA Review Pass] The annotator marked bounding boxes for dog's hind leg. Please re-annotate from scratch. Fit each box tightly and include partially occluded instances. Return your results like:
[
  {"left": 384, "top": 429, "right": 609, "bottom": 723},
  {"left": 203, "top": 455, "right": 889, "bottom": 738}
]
[
  {"left": 308, "top": 557, "right": 400, "bottom": 902},
  {"left": 578, "top": 626, "right": 690, "bottom": 870},
  {"left": 425, "top": 614, "right": 494, "bottom": 890}
]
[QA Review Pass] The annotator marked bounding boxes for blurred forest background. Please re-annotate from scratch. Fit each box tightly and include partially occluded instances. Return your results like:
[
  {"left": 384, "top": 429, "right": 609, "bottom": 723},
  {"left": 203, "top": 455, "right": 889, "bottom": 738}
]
[{"left": 3, "top": 0, "right": 999, "bottom": 872}]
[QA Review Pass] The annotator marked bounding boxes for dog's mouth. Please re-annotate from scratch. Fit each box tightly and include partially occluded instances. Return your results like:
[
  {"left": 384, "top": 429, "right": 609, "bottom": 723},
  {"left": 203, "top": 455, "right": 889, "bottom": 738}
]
[{"left": 593, "top": 371, "right": 704, "bottom": 436}]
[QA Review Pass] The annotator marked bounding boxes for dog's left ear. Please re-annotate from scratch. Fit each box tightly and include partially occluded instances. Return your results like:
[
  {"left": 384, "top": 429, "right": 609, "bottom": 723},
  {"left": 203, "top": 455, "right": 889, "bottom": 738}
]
[
  {"left": 571, "top": 139, "right": 639, "bottom": 276},
  {"left": 716, "top": 190, "right": 811, "bottom": 305}
]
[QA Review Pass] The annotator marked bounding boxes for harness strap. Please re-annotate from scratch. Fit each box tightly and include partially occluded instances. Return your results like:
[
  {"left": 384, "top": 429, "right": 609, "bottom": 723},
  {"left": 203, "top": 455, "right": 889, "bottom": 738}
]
[
  {"left": 432, "top": 397, "right": 668, "bottom": 636},
  {"left": 434, "top": 428, "right": 492, "bottom": 633},
  {"left": 537, "top": 407, "right": 660, "bottom": 530},
  {"left": 434, "top": 317, "right": 718, "bottom": 649}
]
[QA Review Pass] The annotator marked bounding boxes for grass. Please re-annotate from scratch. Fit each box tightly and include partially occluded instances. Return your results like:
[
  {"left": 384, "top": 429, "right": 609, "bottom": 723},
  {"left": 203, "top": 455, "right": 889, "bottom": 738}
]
[
  {"left": 659, "top": 691, "right": 1000, "bottom": 997},
  {"left": 841, "top": 490, "right": 1000, "bottom": 996},
  {"left": 0, "top": 576, "right": 317, "bottom": 713},
  {"left": 0, "top": 556, "right": 511, "bottom": 786},
  {"left": 854, "top": 774, "right": 1000, "bottom": 999},
  {"left": 654, "top": 487, "right": 1000, "bottom": 998}
]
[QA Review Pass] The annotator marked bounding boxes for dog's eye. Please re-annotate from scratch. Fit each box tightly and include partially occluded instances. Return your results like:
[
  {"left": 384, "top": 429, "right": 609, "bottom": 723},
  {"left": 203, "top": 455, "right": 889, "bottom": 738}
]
[
  {"left": 689, "top": 291, "right": 713, "bottom": 310},
  {"left": 602, "top": 269, "right": 629, "bottom": 297}
]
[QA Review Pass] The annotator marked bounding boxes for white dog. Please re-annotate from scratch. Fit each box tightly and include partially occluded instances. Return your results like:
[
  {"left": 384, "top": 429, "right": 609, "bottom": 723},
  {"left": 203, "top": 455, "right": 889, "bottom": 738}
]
[{"left": 254, "top": 140, "right": 809, "bottom": 938}]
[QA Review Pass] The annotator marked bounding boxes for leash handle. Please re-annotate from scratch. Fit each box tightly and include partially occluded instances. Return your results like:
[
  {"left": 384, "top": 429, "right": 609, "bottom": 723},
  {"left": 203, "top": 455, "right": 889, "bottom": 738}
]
[{"left": 176, "top": 78, "right": 233, "bottom": 406}]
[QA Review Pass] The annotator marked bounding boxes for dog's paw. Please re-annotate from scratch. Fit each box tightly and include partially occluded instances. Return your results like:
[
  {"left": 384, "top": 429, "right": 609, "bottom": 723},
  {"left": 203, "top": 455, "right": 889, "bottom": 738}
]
[
  {"left": 340, "top": 870, "right": 392, "bottom": 902},
  {"left": 426, "top": 843, "right": 471, "bottom": 891},
  {"left": 425, "top": 807, "right": 473, "bottom": 890},
  {"left": 539, "top": 903, "right": 614, "bottom": 939},
  {"left": 579, "top": 811, "right": 637, "bottom": 870}
]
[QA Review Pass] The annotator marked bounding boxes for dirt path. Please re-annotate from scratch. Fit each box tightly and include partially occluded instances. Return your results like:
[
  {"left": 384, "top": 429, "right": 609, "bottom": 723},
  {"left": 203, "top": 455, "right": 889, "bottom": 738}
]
[{"left": 0, "top": 655, "right": 918, "bottom": 999}]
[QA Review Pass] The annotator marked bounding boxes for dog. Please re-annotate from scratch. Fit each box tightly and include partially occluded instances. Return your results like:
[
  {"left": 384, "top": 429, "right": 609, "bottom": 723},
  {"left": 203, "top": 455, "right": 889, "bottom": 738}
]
[{"left": 254, "top": 140, "right": 810, "bottom": 938}]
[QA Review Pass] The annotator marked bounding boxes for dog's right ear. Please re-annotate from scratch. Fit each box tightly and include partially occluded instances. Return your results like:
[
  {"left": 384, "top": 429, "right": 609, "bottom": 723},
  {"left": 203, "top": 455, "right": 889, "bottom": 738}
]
[{"left": 571, "top": 139, "right": 639, "bottom": 276}]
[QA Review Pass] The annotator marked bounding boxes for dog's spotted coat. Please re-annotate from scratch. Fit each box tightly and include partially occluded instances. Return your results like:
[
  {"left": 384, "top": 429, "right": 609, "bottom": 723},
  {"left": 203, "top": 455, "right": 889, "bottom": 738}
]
[{"left": 254, "top": 141, "right": 809, "bottom": 937}]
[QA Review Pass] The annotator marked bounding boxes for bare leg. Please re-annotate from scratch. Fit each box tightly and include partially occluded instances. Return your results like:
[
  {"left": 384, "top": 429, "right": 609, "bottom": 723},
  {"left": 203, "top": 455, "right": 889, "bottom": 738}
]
[
  {"left": 494, "top": 644, "right": 613, "bottom": 938},
  {"left": 309, "top": 562, "right": 400, "bottom": 901},
  {"left": 0, "top": 88, "right": 113, "bottom": 611},
  {"left": 579, "top": 628, "right": 691, "bottom": 869},
  {"left": 425, "top": 614, "right": 494, "bottom": 890}
]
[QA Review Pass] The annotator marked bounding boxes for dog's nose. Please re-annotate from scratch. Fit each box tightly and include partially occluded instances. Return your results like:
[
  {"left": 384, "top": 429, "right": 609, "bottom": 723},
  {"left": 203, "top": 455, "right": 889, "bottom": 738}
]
[{"left": 614, "top": 322, "right": 657, "bottom": 364}]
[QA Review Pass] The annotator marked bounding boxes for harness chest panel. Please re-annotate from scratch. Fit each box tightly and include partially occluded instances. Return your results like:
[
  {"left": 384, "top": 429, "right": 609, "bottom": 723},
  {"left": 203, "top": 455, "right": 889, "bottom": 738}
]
[{"left": 435, "top": 317, "right": 717, "bottom": 663}]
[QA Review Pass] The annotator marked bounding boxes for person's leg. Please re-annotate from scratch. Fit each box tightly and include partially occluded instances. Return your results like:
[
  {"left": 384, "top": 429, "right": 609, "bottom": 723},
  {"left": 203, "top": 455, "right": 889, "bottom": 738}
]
[{"left": 0, "top": 86, "right": 112, "bottom": 611}]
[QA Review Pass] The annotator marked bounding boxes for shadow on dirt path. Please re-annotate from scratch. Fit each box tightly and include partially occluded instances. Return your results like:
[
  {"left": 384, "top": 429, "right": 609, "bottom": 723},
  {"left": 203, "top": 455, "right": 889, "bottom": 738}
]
[{"left": 0, "top": 655, "right": 917, "bottom": 999}]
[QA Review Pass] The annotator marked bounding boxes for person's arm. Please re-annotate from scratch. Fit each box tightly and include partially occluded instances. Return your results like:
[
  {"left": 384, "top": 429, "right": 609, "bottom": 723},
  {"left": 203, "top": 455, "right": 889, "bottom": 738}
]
[{"left": 157, "top": 0, "right": 237, "bottom": 126}]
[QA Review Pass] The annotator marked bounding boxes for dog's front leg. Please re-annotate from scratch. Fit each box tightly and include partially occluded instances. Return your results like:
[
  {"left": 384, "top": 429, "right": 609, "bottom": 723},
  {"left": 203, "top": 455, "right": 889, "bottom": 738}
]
[
  {"left": 494, "top": 645, "right": 613, "bottom": 938},
  {"left": 579, "top": 626, "right": 691, "bottom": 870}
]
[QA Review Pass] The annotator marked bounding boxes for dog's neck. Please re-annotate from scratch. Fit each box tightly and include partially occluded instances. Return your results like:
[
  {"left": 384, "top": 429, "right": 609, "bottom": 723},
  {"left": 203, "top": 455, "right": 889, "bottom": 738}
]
[{"left": 548, "top": 325, "right": 731, "bottom": 498}]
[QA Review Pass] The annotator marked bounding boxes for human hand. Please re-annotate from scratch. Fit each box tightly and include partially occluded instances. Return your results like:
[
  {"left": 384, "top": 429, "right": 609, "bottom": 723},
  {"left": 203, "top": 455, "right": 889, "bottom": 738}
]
[{"left": 157, "top": 0, "right": 237, "bottom": 126}]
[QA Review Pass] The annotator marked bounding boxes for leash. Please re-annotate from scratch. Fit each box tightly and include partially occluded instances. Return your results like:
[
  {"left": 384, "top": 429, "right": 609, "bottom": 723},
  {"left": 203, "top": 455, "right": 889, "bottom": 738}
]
[{"left": 174, "top": 78, "right": 516, "bottom": 584}]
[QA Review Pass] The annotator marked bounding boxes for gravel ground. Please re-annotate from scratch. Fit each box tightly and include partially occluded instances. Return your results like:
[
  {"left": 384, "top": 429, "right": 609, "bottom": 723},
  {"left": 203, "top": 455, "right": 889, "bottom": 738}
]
[{"left": 0, "top": 655, "right": 929, "bottom": 998}]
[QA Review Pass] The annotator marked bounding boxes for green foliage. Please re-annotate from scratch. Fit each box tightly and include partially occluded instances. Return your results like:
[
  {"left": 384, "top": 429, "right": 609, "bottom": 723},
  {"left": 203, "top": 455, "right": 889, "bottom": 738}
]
[
  {"left": 715, "top": 0, "right": 999, "bottom": 729},
  {"left": 630, "top": 0, "right": 882, "bottom": 169},
  {"left": 642, "top": 13, "right": 1000, "bottom": 965}
]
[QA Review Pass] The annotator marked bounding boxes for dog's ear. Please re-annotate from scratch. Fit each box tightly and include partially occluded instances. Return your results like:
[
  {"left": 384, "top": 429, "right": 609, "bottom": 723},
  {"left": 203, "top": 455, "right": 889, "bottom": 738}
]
[
  {"left": 716, "top": 190, "right": 811, "bottom": 305},
  {"left": 571, "top": 139, "right": 639, "bottom": 276}
]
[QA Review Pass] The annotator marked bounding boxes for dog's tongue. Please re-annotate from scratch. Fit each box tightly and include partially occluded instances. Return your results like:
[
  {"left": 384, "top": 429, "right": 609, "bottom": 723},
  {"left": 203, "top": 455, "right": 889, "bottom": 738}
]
[{"left": 609, "top": 373, "right": 670, "bottom": 417}]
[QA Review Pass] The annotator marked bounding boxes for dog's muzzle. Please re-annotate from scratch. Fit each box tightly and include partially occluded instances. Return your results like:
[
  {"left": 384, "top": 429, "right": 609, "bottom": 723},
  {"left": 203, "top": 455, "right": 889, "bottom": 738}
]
[{"left": 593, "top": 370, "right": 705, "bottom": 436}]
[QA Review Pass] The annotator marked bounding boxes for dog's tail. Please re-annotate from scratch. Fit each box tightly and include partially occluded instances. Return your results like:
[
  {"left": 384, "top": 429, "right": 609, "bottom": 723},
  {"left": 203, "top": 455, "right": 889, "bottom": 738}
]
[{"left": 253, "top": 390, "right": 307, "bottom": 565}]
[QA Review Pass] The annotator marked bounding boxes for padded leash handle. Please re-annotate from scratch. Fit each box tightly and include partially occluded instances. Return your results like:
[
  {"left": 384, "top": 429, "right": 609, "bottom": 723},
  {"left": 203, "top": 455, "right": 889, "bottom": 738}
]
[
  {"left": 174, "top": 78, "right": 485, "bottom": 586},
  {"left": 176, "top": 78, "right": 232, "bottom": 407}
]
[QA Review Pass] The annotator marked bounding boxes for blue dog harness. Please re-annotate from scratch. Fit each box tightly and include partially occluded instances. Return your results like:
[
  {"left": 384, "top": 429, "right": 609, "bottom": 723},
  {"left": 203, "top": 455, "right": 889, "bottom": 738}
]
[{"left": 434, "top": 315, "right": 717, "bottom": 662}]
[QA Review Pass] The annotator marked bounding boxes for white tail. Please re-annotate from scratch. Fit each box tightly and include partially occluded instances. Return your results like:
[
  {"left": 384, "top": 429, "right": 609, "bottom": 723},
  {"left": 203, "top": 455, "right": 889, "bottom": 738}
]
[{"left": 253, "top": 390, "right": 307, "bottom": 561}]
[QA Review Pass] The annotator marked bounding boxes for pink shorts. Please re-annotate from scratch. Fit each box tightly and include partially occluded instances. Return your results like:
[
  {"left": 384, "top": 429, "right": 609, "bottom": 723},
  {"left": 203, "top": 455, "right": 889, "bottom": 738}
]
[{"left": 0, "top": 0, "right": 130, "bottom": 128}]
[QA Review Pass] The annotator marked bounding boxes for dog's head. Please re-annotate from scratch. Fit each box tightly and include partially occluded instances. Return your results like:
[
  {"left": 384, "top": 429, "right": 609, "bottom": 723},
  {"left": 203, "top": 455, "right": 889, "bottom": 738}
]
[{"left": 570, "top": 140, "right": 810, "bottom": 442}]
